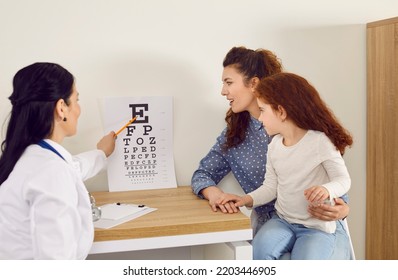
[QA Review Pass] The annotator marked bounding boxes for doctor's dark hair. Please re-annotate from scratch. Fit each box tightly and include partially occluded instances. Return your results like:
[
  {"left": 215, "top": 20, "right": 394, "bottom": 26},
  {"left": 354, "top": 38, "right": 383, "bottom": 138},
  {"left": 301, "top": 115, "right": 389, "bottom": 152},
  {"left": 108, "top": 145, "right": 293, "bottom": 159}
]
[
  {"left": 0, "top": 62, "right": 74, "bottom": 185},
  {"left": 222, "top": 46, "right": 282, "bottom": 150}
]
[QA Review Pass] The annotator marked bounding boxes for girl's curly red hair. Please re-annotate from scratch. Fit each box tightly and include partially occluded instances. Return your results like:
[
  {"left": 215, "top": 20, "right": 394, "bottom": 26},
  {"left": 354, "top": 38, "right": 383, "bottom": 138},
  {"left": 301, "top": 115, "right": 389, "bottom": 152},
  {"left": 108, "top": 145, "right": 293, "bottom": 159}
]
[{"left": 256, "top": 72, "right": 353, "bottom": 155}]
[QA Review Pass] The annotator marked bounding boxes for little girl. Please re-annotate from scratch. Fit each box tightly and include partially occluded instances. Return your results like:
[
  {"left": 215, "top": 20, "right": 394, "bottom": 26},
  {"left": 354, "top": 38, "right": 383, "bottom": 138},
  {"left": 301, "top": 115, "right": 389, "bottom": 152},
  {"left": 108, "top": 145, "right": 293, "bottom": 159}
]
[{"left": 219, "top": 72, "right": 353, "bottom": 259}]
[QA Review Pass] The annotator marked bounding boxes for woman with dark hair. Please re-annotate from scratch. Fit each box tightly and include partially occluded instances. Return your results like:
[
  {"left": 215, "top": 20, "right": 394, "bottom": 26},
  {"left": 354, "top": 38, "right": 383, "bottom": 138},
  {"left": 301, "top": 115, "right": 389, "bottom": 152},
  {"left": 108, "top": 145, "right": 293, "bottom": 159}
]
[
  {"left": 0, "top": 62, "right": 115, "bottom": 259},
  {"left": 191, "top": 47, "right": 352, "bottom": 259},
  {"left": 219, "top": 72, "right": 353, "bottom": 259}
]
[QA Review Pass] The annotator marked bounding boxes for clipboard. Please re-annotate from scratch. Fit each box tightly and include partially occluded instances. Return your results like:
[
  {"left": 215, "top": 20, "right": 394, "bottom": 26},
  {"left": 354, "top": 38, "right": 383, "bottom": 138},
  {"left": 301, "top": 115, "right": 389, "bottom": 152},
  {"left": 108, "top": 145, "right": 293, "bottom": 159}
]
[{"left": 94, "top": 203, "right": 157, "bottom": 229}]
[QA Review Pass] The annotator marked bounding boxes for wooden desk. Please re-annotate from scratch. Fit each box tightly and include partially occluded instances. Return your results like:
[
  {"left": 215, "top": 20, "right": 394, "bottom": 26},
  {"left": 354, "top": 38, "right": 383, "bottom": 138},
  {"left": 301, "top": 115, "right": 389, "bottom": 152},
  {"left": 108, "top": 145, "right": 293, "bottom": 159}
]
[{"left": 89, "top": 186, "right": 253, "bottom": 259}]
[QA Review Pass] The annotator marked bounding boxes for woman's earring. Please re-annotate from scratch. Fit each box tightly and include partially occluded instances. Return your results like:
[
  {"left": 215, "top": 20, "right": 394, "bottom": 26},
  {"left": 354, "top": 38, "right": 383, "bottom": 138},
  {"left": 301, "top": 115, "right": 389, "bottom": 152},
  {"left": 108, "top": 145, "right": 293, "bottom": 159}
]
[{"left": 63, "top": 117, "right": 67, "bottom": 122}]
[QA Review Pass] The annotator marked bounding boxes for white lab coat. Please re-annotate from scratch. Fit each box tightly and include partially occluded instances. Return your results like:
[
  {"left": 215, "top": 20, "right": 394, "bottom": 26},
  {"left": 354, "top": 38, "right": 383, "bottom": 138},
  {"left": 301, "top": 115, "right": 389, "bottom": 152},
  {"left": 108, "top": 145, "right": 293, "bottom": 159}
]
[{"left": 0, "top": 139, "right": 107, "bottom": 259}]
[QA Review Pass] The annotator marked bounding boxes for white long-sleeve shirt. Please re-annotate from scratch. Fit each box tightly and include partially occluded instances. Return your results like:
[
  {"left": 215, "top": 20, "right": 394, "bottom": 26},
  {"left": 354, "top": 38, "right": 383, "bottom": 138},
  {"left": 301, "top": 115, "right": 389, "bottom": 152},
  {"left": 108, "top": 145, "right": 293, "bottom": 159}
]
[
  {"left": 249, "top": 130, "right": 351, "bottom": 233},
  {"left": 0, "top": 139, "right": 107, "bottom": 259}
]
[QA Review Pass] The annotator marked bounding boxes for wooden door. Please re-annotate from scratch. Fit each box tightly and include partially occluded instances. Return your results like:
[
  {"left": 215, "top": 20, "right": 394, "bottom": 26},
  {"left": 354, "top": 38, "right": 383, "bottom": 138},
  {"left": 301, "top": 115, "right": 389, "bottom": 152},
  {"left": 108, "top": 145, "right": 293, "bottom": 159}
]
[{"left": 366, "top": 17, "right": 398, "bottom": 259}]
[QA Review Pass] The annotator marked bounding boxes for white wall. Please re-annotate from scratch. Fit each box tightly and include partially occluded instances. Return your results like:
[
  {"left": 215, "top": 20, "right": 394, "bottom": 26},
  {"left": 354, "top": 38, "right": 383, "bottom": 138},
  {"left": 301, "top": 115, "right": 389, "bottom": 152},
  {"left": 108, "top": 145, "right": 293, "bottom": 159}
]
[{"left": 1, "top": 0, "right": 398, "bottom": 260}]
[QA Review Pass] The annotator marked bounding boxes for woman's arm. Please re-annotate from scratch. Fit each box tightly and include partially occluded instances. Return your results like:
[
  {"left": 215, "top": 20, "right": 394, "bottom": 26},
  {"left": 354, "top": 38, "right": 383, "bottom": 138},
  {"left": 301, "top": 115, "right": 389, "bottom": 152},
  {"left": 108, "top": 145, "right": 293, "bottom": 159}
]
[{"left": 191, "top": 130, "right": 233, "bottom": 212}]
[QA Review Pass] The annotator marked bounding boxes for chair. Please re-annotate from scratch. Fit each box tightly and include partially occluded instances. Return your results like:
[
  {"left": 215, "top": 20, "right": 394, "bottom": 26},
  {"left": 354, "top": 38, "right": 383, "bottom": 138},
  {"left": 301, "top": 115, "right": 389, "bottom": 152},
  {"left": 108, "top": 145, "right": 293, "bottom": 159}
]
[{"left": 342, "top": 218, "right": 356, "bottom": 260}]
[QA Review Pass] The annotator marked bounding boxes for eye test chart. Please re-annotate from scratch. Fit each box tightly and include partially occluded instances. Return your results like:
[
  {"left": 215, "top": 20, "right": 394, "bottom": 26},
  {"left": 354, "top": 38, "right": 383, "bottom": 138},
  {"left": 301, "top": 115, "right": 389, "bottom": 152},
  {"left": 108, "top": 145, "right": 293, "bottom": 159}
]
[{"left": 102, "top": 96, "right": 177, "bottom": 192}]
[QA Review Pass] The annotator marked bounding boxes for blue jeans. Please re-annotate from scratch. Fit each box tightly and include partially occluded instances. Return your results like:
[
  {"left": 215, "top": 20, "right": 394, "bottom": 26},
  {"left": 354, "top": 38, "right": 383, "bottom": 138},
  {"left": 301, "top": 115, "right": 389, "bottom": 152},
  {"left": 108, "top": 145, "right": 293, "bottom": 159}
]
[{"left": 252, "top": 215, "right": 346, "bottom": 260}]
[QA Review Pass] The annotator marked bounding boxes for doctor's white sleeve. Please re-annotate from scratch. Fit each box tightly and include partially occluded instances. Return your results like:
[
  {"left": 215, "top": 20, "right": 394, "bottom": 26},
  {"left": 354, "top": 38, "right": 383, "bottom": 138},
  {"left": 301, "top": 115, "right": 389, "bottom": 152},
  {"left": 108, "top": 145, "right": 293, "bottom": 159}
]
[{"left": 73, "top": 150, "right": 107, "bottom": 181}]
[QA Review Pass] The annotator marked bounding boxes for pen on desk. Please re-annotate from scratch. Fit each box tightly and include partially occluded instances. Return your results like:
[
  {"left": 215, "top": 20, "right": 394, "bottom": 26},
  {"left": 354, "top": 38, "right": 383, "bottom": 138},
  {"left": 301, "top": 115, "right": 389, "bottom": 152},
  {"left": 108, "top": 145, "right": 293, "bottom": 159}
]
[
  {"left": 116, "top": 202, "right": 146, "bottom": 207},
  {"left": 114, "top": 116, "right": 137, "bottom": 137}
]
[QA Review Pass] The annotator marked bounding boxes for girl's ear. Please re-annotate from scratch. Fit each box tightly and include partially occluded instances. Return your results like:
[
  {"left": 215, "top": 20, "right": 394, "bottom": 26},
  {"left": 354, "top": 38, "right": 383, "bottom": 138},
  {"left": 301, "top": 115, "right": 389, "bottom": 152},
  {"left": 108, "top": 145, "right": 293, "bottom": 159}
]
[{"left": 277, "top": 105, "right": 287, "bottom": 121}]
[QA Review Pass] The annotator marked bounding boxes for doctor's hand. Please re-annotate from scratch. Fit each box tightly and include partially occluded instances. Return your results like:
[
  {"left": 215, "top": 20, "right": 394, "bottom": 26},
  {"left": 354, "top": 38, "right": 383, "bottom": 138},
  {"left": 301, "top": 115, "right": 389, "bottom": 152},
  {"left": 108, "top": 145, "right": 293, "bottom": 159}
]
[{"left": 97, "top": 131, "right": 116, "bottom": 157}]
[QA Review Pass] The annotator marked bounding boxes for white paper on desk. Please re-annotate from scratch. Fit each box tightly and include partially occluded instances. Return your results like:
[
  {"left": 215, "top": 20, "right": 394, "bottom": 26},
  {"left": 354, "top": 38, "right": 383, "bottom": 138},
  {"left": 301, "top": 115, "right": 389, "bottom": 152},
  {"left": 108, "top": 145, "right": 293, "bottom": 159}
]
[
  {"left": 94, "top": 203, "right": 157, "bottom": 229},
  {"left": 100, "top": 203, "right": 145, "bottom": 220}
]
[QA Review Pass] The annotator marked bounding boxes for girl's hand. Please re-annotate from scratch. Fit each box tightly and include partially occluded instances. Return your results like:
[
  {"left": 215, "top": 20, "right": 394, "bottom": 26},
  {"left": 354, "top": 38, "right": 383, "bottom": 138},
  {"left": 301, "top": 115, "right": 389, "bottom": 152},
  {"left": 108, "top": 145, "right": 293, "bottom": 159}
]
[
  {"left": 304, "top": 185, "right": 329, "bottom": 205},
  {"left": 217, "top": 193, "right": 242, "bottom": 205},
  {"left": 217, "top": 194, "right": 253, "bottom": 208}
]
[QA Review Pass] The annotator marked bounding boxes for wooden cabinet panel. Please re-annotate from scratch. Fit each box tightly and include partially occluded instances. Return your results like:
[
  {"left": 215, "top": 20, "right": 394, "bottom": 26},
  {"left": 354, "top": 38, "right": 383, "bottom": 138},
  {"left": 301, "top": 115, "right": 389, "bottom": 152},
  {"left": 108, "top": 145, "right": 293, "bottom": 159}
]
[{"left": 366, "top": 17, "right": 398, "bottom": 259}]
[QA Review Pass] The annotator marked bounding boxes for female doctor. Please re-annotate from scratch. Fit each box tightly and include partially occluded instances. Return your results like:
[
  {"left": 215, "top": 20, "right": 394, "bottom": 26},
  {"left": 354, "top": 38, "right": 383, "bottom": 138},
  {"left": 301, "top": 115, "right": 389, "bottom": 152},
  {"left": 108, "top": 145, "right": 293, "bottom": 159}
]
[{"left": 0, "top": 62, "right": 115, "bottom": 259}]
